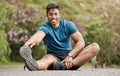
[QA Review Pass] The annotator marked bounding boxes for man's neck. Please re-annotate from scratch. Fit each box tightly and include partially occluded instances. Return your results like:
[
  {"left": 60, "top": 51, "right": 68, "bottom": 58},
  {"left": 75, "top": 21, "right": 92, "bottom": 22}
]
[{"left": 52, "top": 23, "right": 59, "bottom": 28}]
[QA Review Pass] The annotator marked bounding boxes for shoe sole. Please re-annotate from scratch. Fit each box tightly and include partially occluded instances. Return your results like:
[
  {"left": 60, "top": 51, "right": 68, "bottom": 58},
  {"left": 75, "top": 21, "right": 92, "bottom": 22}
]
[{"left": 19, "top": 46, "right": 39, "bottom": 71}]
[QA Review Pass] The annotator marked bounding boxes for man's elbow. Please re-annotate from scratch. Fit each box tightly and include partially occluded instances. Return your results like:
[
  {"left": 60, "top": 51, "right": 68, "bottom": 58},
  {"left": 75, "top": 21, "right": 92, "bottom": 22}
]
[{"left": 79, "top": 40, "right": 85, "bottom": 49}]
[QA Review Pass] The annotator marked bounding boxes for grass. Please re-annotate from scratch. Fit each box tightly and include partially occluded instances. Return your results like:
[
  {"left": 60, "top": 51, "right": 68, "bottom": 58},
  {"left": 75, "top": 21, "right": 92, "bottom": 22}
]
[
  {"left": 108, "top": 64, "right": 120, "bottom": 68},
  {"left": 83, "top": 62, "right": 120, "bottom": 68},
  {"left": 0, "top": 62, "right": 24, "bottom": 67}
]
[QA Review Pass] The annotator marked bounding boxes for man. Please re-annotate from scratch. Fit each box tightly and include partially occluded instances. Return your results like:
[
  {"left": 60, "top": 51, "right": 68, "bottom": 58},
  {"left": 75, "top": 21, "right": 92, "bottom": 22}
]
[{"left": 19, "top": 3, "right": 100, "bottom": 71}]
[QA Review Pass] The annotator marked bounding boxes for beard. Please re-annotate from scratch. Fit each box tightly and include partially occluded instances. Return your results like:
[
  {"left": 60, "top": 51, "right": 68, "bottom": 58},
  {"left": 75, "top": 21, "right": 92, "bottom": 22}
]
[{"left": 49, "top": 19, "right": 59, "bottom": 26}]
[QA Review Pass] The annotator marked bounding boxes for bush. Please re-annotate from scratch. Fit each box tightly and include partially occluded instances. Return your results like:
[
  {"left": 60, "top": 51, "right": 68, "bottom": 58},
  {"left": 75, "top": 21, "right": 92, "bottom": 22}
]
[{"left": 0, "top": 0, "right": 11, "bottom": 64}]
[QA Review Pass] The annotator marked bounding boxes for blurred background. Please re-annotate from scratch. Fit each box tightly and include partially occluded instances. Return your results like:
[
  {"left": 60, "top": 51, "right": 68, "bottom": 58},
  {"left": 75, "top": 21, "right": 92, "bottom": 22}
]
[{"left": 0, "top": 0, "right": 120, "bottom": 68}]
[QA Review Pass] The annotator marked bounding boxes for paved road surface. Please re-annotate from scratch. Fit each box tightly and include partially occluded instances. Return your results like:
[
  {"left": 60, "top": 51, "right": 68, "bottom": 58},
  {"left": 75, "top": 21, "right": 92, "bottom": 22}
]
[{"left": 0, "top": 65, "right": 120, "bottom": 76}]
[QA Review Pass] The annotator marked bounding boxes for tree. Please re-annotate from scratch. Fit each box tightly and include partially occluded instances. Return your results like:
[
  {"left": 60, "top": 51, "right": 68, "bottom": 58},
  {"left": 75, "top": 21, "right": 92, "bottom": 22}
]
[
  {"left": 0, "top": 0, "right": 11, "bottom": 64},
  {"left": 83, "top": 0, "right": 119, "bottom": 66}
]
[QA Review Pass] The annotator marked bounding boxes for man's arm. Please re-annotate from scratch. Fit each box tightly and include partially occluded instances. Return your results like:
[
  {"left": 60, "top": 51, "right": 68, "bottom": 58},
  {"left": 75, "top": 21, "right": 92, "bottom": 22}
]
[
  {"left": 24, "top": 31, "right": 46, "bottom": 48},
  {"left": 68, "top": 31, "right": 85, "bottom": 58},
  {"left": 62, "top": 31, "right": 85, "bottom": 69}
]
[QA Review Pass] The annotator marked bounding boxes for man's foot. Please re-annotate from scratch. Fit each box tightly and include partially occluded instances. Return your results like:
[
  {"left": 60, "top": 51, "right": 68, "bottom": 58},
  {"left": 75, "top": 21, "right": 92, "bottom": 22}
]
[
  {"left": 19, "top": 46, "right": 39, "bottom": 71},
  {"left": 53, "top": 61, "right": 66, "bottom": 70}
]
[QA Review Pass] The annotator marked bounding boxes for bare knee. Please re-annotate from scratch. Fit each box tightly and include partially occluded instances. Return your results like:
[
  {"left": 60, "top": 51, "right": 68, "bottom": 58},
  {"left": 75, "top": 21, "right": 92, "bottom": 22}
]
[
  {"left": 37, "top": 54, "right": 57, "bottom": 70},
  {"left": 91, "top": 43, "right": 100, "bottom": 55},
  {"left": 37, "top": 61, "right": 48, "bottom": 70}
]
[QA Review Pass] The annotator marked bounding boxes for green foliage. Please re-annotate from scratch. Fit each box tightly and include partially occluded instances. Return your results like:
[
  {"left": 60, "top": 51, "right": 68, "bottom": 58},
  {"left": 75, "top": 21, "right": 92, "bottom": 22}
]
[
  {"left": 83, "top": 0, "right": 120, "bottom": 65},
  {"left": 5, "top": 0, "right": 50, "bottom": 61},
  {"left": 32, "top": 43, "right": 46, "bottom": 60},
  {"left": 85, "top": 24, "right": 116, "bottom": 64},
  {"left": 0, "top": 0, "right": 11, "bottom": 64},
  {"left": 0, "top": 0, "right": 119, "bottom": 67}
]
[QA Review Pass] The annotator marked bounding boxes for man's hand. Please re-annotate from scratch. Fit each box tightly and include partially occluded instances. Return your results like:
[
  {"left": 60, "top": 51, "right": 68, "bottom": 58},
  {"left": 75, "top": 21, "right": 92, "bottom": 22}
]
[
  {"left": 24, "top": 31, "right": 46, "bottom": 48},
  {"left": 24, "top": 40, "right": 36, "bottom": 48},
  {"left": 62, "top": 56, "right": 73, "bottom": 69}
]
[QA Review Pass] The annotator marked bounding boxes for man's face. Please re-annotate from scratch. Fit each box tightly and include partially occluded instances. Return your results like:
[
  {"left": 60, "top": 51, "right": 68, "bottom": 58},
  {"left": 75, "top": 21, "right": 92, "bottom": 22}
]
[{"left": 47, "top": 8, "right": 60, "bottom": 26}]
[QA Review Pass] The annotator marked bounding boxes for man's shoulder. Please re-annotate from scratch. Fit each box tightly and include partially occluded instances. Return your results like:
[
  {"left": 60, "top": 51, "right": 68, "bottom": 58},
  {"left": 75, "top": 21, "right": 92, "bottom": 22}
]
[
  {"left": 60, "top": 19, "right": 73, "bottom": 26},
  {"left": 60, "top": 19, "right": 74, "bottom": 24},
  {"left": 60, "top": 19, "right": 70, "bottom": 23},
  {"left": 60, "top": 19, "right": 75, "bottom": 28}
]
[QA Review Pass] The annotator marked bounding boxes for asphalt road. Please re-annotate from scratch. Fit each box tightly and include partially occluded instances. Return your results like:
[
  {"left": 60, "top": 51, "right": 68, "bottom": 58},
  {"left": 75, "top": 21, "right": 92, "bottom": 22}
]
[{"left": 0, "top": 65, "right": 120, "bottom": 76}]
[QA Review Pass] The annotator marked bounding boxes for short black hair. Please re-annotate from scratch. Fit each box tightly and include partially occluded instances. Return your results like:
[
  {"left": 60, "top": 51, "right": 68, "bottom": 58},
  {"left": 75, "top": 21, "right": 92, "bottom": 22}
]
[{"left": 46, "top": 3, "right": 60, "bottom": 14}]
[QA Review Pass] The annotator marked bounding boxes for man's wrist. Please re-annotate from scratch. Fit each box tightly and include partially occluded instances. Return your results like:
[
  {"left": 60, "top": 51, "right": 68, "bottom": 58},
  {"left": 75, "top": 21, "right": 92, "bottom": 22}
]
[{"left": 68, "top": 54, "right": 74, "bottom": 59}]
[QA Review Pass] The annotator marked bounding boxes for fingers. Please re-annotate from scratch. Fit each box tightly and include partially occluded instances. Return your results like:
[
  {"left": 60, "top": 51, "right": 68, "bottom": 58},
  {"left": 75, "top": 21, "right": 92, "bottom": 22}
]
[
  {"left": 61, "top": 60, "right": 70, "bottom": 68},
  {"left": 24, "top": 41, "right": 35, "bottom": 48},
  {"left": 62, "top": 57, "right": 73, "bottom": 69},
  {"left": 29, "top": 42, "right": 35, "bottom": 48},
  {"left": 24, "top": 41, "right": 30, "bottom": 46},
  {"left": 65, "top": 61, "right": 73, "bottom": 69}
]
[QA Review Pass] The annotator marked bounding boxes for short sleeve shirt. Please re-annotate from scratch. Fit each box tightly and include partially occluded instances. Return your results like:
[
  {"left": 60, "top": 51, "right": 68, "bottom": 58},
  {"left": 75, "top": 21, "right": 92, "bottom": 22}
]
[{"left": 38, "top": 19, "right": 78, "bottom": 53}]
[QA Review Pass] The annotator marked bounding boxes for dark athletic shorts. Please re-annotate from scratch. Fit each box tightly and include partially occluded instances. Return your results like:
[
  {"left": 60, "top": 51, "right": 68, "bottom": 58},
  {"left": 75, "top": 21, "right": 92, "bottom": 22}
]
[{"left": 47, "top": 52, "right": 80, "bottom": 70}]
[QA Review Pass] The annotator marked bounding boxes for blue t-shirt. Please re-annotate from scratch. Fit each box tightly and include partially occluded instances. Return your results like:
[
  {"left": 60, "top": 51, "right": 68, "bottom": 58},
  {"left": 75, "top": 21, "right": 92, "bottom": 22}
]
[{"left": 38, "top": 19, "right": 78, "bottom": 53}]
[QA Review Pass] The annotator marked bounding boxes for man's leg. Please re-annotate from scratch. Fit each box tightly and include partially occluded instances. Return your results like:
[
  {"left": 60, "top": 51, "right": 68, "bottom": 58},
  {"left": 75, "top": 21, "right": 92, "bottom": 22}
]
[
  {"left": 36, "top": 54, "right": 57, "bottom": 70},
  {"left": 20, "top": 46, "right": 57, "bottom": 71},
  {"left": 72, "top": 43, "right": 100, "bottom": 68}
]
